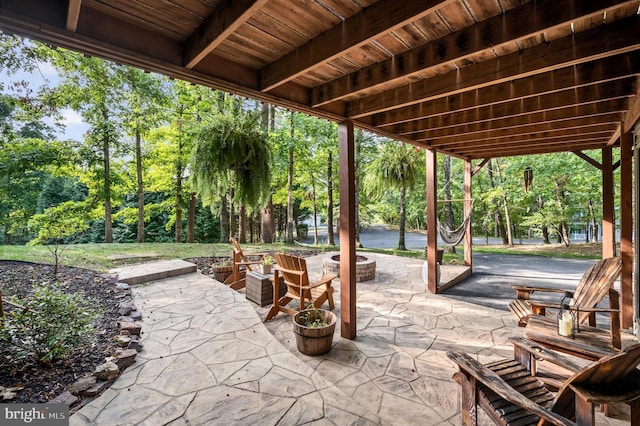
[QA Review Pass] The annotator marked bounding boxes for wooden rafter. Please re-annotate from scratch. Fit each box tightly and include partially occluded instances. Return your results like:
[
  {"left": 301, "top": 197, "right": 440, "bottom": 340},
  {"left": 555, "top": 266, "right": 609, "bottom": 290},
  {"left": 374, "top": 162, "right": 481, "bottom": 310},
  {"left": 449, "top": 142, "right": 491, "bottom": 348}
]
[
  {"left": 184, "top": 0, "right": 268, "bottom": 69},
  {"left": 258, "top": 0, "right": 455, "bottom": 91},
  {"left": 66, "top": 0, "right": 82, "bottom": 32},
  {"left": 623, "top": 77, "right": 640, "bottom": 132},
  {"left": 348, "top": 15, "right": 640, "bottom": 118},
  {"left": 311, "top": 0, "right": 632, "bottom": 107}
]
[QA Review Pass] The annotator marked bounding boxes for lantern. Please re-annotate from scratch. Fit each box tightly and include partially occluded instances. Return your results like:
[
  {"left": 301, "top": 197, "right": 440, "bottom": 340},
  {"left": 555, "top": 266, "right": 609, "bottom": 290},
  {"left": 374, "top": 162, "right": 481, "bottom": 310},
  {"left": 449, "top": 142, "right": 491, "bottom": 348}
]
[
  {"left": 557, "top": 291, "right": 577, "bottom": 338},
  {"left": 523, "top": 166, "right": 533, "bottom": 192}
]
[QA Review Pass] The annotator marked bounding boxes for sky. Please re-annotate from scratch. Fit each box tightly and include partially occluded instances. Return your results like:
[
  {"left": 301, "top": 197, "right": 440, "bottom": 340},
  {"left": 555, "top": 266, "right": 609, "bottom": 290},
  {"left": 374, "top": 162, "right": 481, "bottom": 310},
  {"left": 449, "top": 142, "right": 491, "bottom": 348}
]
[{"left": 0, "top": 60, "right": 89, "bottom": 141}]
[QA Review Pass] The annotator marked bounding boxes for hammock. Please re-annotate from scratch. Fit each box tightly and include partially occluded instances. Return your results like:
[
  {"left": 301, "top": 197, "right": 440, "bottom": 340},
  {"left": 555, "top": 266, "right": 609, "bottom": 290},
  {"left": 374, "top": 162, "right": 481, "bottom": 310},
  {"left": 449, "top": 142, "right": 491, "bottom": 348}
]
[{"left": 436, "top": 200, "right": 474, "bottom": 246}]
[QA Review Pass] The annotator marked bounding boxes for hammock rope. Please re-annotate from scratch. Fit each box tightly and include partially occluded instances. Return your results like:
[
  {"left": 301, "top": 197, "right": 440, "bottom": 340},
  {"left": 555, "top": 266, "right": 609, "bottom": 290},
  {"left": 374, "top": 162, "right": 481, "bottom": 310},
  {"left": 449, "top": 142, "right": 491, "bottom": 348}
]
[{"left": 436, "top": 200, "right": 474, "bottom": 246}]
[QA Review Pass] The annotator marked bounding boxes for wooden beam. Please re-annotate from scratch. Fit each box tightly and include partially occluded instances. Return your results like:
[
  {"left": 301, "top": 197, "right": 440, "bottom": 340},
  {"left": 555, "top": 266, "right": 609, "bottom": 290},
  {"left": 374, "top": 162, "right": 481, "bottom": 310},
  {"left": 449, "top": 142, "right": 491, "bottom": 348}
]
[
  {"left": 66, "top": 0, "right": 81, "bottom": 32},
  {"left": 426, "top": 149, "right": 438, "bottom": 294},
  {"left": 420, "top": 119, "right": 620, "bottom": 147},
  {"left": 397, "top": 95, "right": 629, "bottom": 138},
  {"left": 339, "top": 121, "right": 356, "bottom": 340},
  {"left": 392, "top": 76, "right": 635, "bottom": 134},
  {"left": 442, "top": 134, "right": 611, "bottom": 156},
  {"left": 472, "top": 159, "right": 489, "bottom": 176},
  {"left": 623, "top": 77, "right": 640, "bottom": 132},
  {"left": 620, "top": 132, "right": 633, "bottom": 329},
  {"left": 461, "top": 141, "right": 610, "bottom": 159},
  {"left": 184, "top": 0, "right": 268, "bottom": 69},
  {"left": 258, "top": 0, "right": 454, "bottom": 91},
  {"left": 348, "top": 15, "right": 640, "bottom": 118},
  {"left": 602, "top": 147, "right": 615, "bottom": 258},
  {"left": 606, "top": 123, "right": 622, "bottom": 146},
  {"left": 311, "top": 0, "right": 633, "bottom": 107},
  {"left": 463, "top": 160, "right": 472, "bottom": 268},
  {"left": 573, "top": 151, "right": 603, "bottom": 170},
  {"left": 367, "top": 52, "right": 640, "bottom": 128}
]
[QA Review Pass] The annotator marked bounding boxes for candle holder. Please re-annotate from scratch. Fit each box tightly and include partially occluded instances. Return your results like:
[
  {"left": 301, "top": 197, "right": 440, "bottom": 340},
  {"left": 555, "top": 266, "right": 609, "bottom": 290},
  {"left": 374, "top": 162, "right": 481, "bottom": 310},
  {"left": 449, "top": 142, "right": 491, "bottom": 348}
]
[{"left": 557, "top": 291, "right": 577, "bottom": 338}]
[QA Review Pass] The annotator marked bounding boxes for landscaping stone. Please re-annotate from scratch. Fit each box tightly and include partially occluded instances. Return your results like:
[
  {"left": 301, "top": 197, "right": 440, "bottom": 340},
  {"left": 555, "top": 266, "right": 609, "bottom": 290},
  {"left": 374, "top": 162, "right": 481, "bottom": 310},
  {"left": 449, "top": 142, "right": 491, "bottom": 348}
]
[
  {"left": 116, "top": 282, "right": 130, "bottom": 290},
  {"left": 49, "top": 391, "right": 78, "bottom": 405},
  {"left": 129, "top": 310, "right": 142, "bottom": 321},
  {"left": 94, "top": 362, "right": 119, "bottom": 380},
  {"left": 115, "top": 335, "right": 132, "bottom": 347},
  {"left": 118, "top": 315, "right": 134, "bottom": 323},
  {"left": 81, "top": 381, "right": 110, "bottom": 397},
  {"left": 119, "top": 321, "right": 142, "bottom": 335},
  {"left": 118, "top": 301, "right": 136, "bottom": 316},
  {"left": 68, "top": 376, "right": 97, "bottom": 396},
  {"left": 112, "top": 349, "right": 137, "bottom": 369},
  {"left": 128, "top": 341, "right": 144, "bottom": 352}
]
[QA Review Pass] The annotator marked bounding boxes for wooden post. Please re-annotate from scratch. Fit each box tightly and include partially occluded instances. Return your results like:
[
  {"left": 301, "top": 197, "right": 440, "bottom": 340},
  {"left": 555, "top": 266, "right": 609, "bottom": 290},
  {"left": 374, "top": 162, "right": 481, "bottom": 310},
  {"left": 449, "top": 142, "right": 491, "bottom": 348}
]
[
  {"left": 338, "top": 120, "right": 356, "bottom": 339},
  {"left": 464, "top": 159, "right": 472, "bottom": 268},
  {"left": 602, "top": 147, "right": 615, "bottom": 259},
  {"left": 620, "top": 132, "right": 633, "bottom": 329},
  {"left": 635, "top": 129, "right": 640, "bottom": 338},
  {"left": 426, "top": 149, "right": 438, "bottom": 293}
]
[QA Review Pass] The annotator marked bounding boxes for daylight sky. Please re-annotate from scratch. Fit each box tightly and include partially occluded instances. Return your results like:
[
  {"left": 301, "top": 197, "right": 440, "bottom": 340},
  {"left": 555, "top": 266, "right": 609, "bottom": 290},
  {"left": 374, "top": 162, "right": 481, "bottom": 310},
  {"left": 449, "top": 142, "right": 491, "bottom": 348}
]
[{"left": 0, "top": 60, "right": 89, "bottom": 141}]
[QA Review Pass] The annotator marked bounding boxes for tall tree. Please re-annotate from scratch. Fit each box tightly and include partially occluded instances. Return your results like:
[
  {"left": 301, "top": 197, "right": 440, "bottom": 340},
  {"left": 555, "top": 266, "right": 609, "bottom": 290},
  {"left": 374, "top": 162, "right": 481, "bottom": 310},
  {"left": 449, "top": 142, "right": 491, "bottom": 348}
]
[{"left": 364, "top": 141, "right": 421, "bottom": 250}]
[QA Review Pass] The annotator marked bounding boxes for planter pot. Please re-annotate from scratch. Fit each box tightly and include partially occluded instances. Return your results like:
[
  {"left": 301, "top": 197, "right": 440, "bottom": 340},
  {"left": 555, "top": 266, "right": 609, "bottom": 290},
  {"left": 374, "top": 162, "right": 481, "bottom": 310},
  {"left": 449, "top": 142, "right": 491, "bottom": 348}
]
[
  {"left": 212, "top": 264, "right": 233, "bottom": 282},
  {"left": 260, "top": 264, "right": 272, "bottom": 275},
  {"left": 293, "top": 309, "right": 336, "bottom": 356}
]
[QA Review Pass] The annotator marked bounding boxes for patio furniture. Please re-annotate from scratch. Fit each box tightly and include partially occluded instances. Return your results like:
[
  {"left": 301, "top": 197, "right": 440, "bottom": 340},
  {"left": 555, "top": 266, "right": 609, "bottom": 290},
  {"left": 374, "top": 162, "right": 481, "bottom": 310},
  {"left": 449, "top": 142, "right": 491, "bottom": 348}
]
[
  {"left": 448, "top": 340, "right": 640, "bottom": 426},
  {"left": 263, "top": 253, "right": 335, "bottom": 322},
  {"left": 224, "top": 237, "right": 263, "bottom": 290},
  {"left": 508, "top": 257, "right": 622, "bottom": 353}
]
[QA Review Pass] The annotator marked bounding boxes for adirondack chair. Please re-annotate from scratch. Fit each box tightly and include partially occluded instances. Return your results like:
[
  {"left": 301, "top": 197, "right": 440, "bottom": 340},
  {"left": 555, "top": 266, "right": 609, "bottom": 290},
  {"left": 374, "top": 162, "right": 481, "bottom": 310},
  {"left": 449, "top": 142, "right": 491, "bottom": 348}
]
[
  {"left": 508, "top": 257, "right": 622, "bottom": 352},
  {"left": 448, "top": 340, "right": 640, "bottom": 426},
  {"left": 264, "top": 253, "right": 335, "bottom": 322},
  {"left": 224, "top": 237, "right": 263, "bottom": 290}
]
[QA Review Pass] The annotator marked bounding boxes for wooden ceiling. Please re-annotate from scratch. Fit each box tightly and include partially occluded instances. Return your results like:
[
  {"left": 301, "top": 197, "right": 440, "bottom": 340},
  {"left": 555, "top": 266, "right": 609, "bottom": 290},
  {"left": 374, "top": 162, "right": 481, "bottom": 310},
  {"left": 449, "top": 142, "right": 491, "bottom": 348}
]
[{"left": 1, "top": 0, "right": 639, "bottom": 159}]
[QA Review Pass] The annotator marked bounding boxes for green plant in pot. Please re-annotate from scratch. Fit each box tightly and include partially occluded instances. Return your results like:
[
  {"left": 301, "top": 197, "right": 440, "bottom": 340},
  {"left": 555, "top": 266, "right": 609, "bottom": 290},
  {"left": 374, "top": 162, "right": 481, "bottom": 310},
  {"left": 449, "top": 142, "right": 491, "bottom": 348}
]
[
  {"left": 260, "top": 255, "right": 274, "bottom": 274},
  {"left": 292, "top": 307, "right": 336, "bottom": 356},
  {"left": 211, "top": 256, "right": 233, "bottom": 283}
]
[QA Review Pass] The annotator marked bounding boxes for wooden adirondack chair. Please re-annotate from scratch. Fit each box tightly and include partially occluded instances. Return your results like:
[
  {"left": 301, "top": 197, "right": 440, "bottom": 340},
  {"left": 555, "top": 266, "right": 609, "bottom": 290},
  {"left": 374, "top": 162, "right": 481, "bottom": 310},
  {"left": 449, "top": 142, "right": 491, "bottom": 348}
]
[
  {"left": 448, "top": 340, "right": 640, "bottom": 426},
  {"left": 264, "top": 253, "right": 335, "bottom": 322},
  {"left": 508, "top": 257, "right": 622, "bottom": 353},
  {"left": 224, "top": 237, "right": 263, "bottom": 290}
]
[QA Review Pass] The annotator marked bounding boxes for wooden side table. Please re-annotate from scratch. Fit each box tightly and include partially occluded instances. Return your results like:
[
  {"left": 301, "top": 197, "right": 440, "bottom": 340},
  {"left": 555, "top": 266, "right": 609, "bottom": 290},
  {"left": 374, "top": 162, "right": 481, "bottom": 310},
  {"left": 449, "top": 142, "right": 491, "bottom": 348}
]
[{"left": 245, "top": 271, "right": 285, "bottom": 307}]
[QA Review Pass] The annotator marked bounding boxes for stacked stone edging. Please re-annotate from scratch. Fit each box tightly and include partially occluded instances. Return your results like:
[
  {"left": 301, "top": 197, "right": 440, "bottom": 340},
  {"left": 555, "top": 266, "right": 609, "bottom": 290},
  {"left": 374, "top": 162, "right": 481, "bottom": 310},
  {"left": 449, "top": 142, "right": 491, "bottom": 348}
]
[{"left": 322, "top": 252, "right": 376, "bottom": 282}]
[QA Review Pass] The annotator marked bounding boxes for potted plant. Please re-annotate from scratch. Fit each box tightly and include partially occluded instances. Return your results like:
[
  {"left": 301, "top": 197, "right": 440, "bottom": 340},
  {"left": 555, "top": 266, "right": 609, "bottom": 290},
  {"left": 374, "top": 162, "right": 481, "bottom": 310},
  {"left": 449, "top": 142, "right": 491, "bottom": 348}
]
[
  {"left": 211, "top": 257, "right": 233, "bottom": 283},
  {"left": 260, "top": 255, "right": 274, "bottom": 275},
  {"left": 292, "top": 307, "right": 336, "bottom": 356}
]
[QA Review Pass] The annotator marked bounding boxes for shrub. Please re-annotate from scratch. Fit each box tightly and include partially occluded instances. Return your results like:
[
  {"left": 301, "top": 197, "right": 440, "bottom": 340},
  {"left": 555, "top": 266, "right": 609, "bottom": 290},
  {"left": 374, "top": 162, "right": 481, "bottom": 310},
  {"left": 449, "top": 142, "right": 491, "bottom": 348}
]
[{"left": 0, "top": 283, "right": 100, "bottom": 363}]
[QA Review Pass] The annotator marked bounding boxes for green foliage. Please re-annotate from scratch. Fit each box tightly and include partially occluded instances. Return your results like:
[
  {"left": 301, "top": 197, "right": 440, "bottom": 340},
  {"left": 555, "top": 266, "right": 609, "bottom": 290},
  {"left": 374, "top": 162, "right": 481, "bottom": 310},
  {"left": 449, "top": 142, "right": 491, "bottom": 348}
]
[
  {"left": 364, "top": 141, "right": 422, "bottom": 198},
  {"left": 192, "top": 110, "right": 271, "bottom": 208},
  {"left": 298, "top": 307, "right": 329, "bottom": 328},
  {"left": 0, "top": 283, "right": 100, "bottom": 363},
  {"left": 28, "top": 201, "right": 89, "bottom": 246}
]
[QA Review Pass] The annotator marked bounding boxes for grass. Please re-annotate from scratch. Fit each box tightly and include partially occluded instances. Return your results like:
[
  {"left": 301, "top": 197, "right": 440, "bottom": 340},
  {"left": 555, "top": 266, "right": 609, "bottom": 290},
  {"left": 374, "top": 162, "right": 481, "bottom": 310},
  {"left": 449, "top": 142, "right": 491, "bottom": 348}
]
[{"left": 0, "top": 239, "right": 607, "bottom": 272}]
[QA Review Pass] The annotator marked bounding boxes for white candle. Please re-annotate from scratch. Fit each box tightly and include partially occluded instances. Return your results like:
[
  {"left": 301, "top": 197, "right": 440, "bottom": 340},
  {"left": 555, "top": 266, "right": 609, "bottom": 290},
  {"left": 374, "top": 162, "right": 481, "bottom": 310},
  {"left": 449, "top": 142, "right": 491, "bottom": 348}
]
[{"left": 558, "top": 312, "right": 573, "bottom": 337}]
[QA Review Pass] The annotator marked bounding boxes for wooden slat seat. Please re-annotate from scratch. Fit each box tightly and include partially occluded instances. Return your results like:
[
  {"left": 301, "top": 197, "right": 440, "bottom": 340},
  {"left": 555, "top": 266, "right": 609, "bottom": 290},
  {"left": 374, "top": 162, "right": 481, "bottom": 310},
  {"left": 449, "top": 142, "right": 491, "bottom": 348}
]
[
  {"left": 224, "top": 237, "right": 263, "bottom": 290},
  {"left": 449, "top": 338, "right": 640, "bottom": 426}
]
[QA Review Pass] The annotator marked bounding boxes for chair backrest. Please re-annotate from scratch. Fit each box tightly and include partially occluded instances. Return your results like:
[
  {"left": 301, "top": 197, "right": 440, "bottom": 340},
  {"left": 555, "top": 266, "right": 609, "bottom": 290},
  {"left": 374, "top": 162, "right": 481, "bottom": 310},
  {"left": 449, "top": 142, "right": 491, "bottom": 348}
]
[
  {"left": 230, "top": 237, "right": 248, "bottom": 262},
  {"left": 571, "top": 257, "right": 622, "bottom": 324},
  {"left": 542, "top": 343, "right": 640, "bottom": 425},
  {"left": 274, "top": 253, "right": 310, "bottom": 293}
]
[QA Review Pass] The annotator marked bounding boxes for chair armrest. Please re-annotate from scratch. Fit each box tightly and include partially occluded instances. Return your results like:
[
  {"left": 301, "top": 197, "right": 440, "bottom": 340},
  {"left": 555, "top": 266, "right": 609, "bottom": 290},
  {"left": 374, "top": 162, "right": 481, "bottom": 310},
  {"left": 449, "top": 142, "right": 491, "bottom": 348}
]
[
  {"left": 512, "top": 285, "right": 566, "bottom": 294},
  {"left": 447, "top": 351, "right": 574, "bottom": 426},
  {"left": 508, "top": 336, "right": 586, "bottom": 373},
  {"left": 274, "top": 267, "right": 306, "bottom": 276}
]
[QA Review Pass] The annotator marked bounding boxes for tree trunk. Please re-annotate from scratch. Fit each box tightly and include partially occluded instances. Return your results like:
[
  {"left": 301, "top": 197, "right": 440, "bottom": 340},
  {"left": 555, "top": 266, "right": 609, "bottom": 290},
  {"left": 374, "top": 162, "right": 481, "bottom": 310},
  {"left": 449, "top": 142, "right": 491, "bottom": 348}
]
[
  {"left": 494, "top": 160, "right": 513, "bottom": 246},
  {"left": 588, "top": 198, "right": 598, "bottom": 243},
  {"left": 443, "top": 155, "right": 456, "bottom": 253},
  {"left": 187, "top": 192, "right": 196, "bottom": 243},
  {"left": 355, "top": 129, "right": 363, "bottom": 248},
  {"left": 102, "top": 110, "right": 113, "bottom": 243},
  {"left": 310, "top": 172, "right": 318, "bottom": 245},
  {"left": 488, "top": 160, "right": 507, "bottom": 243},
  {"left": 175, "top": 161, "right": 183, "bottom": 243},
  {"left": 261, "top": 194, "right": 274, "bottom": 243},
  {"left": 286, "top": 112, "right": 295, "bottom": 244},
  {"left": 135, "top": 128, "right": 145, "bottom": 243},
  {"left": 239, "top": 204, "right": 246, "bottom": 243},
  {"left": 230, "top": 188, "right": 237, "bottom": 239},
  {"left": 327, "top": 150, "right": 335, "bottom": 245},
  {"left": 398, "top": 185, "right": 407, "bottom": 250},
  {"left": 220, "top": 193, "right": 229, "bottom": 243}
]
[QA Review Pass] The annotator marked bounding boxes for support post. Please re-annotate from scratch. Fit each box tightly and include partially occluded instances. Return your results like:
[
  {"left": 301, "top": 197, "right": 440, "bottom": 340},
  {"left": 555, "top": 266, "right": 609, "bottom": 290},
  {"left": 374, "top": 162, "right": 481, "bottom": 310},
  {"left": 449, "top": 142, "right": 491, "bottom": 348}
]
[
  {"left": 426, "top": 149, "right": 438, "bottom": 293},
  {"left": 464, "top": 159, "right": 472, "bottom": 268},
  {"left": 620, "top": 132, "right": 633, "bottom": 329},
  {"left": 338, "top": 120, "right": 356, "bottom": 339},
  {"left": 635, "top": 128, "right": 640, "bottom": 338},
  {"left": 602, "top": 147, "right": 615, "bottom": 258}
]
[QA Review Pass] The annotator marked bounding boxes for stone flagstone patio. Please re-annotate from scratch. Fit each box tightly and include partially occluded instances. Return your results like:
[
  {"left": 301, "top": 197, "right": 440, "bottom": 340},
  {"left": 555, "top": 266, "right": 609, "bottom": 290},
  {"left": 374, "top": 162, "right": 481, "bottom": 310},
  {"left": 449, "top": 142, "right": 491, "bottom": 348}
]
[{"left": 71, "top": 253, "right": 632, "bottom": 425}]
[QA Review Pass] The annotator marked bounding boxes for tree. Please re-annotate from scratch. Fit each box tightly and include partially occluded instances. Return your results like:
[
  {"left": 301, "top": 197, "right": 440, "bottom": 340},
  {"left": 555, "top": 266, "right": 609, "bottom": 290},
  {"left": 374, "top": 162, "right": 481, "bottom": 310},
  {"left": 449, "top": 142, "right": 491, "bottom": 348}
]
[{"left": 364, "top": 141, "right": 421, "bottom": 250}]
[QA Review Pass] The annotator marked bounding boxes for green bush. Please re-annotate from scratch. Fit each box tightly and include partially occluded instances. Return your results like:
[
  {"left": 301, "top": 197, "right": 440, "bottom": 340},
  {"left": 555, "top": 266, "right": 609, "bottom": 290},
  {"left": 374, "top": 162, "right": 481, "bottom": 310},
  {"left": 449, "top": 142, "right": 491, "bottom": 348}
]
[{"left": 0, "top": 283, "right": 100, "bottom": 363}]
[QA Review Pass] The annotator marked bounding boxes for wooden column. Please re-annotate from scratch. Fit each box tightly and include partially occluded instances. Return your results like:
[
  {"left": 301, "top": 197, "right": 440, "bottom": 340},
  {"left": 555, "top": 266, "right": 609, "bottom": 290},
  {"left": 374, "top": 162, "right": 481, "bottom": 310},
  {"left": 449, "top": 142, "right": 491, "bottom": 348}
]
[
  {"left": 464, "top": 159, "right": 472, "bottom": 268},
  {"left": 338, "top": 120, "right": 356, "bottom": 339},
  {"left": 602, "top": 147, "right": 615, "bottom": 258},
  {"left": 620, "top": 132, "right": 633, "bottom": 329},
  {"left": 426, "top": 149, "right": 438, "bottom": 293},
  {"left": 634, "top": 128, "right": 640, "bottom": 337}
]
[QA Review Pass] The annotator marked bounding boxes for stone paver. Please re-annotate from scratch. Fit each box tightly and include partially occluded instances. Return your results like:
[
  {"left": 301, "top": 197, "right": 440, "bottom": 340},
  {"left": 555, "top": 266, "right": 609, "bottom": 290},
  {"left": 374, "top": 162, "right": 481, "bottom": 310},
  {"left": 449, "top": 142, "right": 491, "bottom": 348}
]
[{"left": 72, "top": 254, "right": 633, "bottom": 426}]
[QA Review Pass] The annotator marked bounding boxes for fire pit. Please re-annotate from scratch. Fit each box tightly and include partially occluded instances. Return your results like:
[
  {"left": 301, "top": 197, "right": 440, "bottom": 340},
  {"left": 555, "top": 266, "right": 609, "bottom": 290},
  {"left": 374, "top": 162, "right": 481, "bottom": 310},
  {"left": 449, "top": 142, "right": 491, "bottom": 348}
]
[{"left": 322, "top": 253, "right": 376, "bottom": 282}]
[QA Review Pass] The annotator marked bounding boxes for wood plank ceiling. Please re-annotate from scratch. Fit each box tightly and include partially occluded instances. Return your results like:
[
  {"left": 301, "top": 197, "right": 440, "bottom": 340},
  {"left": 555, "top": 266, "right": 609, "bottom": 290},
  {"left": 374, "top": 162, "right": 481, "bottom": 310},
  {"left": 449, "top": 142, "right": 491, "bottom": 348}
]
[{"left": 1, "top": 0, "right": 639, "bottom": 159}]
